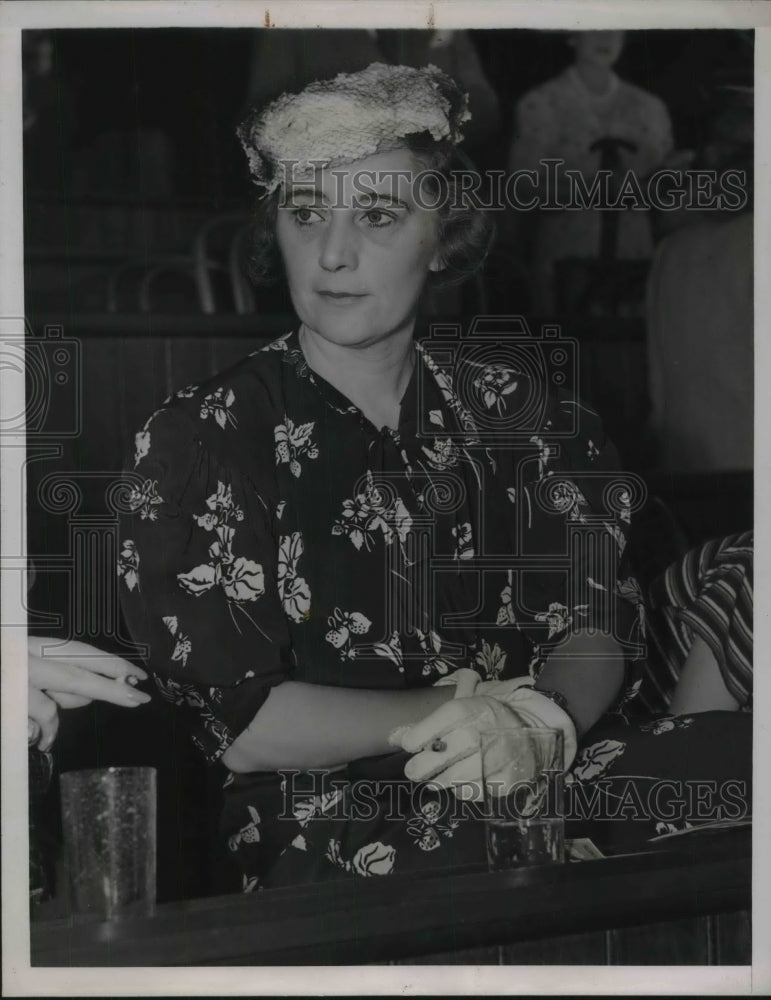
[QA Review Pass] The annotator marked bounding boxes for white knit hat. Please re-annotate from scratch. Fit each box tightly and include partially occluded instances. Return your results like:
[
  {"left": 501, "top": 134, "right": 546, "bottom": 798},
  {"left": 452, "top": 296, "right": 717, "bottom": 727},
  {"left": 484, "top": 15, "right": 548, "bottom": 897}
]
[{"left": 237, "top": 62, "right": 470, "bottom": 194}]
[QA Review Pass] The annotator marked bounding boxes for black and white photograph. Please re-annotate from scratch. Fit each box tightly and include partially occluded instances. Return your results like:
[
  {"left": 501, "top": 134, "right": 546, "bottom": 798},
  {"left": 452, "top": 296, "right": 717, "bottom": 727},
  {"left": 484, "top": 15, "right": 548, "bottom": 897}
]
[{"left": 1, "top": 1, "right": 768, "bottom": 993}]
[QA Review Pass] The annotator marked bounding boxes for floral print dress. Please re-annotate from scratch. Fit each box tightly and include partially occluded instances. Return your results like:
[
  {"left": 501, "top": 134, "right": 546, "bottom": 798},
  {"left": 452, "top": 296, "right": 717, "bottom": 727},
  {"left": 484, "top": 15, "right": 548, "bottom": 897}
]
[{"left": 119, "top": 330, "right": 642, "bottom": 891}]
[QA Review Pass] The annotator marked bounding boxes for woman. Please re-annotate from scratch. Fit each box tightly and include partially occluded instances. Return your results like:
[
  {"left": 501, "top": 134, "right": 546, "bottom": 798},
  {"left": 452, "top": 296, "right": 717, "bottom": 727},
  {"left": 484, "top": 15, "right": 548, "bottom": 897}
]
[
  {"left": 508, "top": 31, "right": 674, "bottom": 313},
  {"left": 646, "top": 194, "right": 752, "bottom": 473},
  {"left": 120, "top": 63, "right": 641, "bottom": 890}
]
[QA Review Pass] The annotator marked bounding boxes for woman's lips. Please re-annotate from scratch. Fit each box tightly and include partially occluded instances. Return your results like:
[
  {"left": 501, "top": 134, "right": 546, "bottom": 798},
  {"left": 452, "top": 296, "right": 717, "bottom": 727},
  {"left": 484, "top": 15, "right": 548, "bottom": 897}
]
[{"left": 316, "top": 291, "right": 369, "bottom": 304}]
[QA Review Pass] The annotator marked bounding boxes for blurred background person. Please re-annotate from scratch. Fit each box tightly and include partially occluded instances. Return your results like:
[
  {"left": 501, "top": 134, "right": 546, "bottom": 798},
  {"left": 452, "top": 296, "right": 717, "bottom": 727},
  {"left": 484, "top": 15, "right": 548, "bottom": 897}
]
[
  {"left": 645, "top": 86, "right": 752, "bottom": 473},
  {"left": 508, "top": 30, "right": 674, "bottom": 315}
]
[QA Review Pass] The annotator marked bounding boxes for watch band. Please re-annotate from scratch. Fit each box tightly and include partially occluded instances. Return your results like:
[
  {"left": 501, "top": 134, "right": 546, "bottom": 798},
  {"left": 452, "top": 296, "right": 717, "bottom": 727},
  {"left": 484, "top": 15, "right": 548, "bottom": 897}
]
[{"left": 534, "top": 687, "right": 578, "bottom": 731}]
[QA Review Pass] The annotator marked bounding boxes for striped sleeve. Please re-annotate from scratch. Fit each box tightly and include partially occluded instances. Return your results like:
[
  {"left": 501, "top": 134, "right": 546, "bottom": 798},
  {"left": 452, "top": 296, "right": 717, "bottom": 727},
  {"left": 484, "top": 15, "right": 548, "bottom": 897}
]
[{"left": 645, "top": 531, "right": 753, "bottom": 711}]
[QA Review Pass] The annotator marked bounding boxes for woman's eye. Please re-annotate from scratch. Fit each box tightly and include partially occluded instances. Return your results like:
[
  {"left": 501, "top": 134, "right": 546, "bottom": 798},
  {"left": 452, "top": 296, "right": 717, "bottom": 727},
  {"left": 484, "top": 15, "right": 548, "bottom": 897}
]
[
  {"left": 292, "top": 206, "right": 322, "bottom": 226},
  {"left": 362, "top": 209, "right": 395, "bottom": 228}
]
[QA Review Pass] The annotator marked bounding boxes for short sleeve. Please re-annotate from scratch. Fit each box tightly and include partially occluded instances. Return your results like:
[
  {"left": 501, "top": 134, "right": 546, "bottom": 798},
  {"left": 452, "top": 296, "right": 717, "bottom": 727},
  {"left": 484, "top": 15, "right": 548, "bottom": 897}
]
[
  {"left": 645, "top": 531, "right": 753, "bottom": 711},
  {"left": 508, "top": 88, "right": 556, "bottom": 173},
  {"left": 622, "top": 88, "right": 675, "bottom": 178},
  {"left": 119, "top": 405, "right": 292, "bottom": 762},
  {"left": 642, "top": 93, "right": 674, "bottom": 163}
]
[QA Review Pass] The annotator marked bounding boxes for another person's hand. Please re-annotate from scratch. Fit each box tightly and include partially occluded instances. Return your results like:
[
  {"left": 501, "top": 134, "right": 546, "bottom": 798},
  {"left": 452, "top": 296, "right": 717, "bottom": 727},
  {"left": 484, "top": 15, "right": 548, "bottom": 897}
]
[{"left": 28, "top": 637, "right": 150, "bottom": 751}]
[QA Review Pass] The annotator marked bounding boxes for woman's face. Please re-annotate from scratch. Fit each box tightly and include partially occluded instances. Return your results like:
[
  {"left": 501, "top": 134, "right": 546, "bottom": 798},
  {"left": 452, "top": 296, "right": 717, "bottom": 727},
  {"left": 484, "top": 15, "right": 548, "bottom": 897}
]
[
  {"left": 275, "top": 147, "right": 442, "bottom": 350},
  {"left": 570, "top": 31, "right": 625, "bottom": 69}
]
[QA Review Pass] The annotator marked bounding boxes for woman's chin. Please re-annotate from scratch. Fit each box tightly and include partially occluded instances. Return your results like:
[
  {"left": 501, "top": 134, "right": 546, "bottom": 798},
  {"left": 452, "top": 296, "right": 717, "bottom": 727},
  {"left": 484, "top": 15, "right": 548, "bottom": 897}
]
[{"left": 298, "top": 313, "right": 415, "bottom": 350}]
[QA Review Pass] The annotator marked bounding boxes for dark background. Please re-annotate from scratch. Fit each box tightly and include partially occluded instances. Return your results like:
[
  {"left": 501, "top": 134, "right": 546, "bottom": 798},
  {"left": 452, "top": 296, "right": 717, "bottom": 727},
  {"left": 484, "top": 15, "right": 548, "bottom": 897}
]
[{"left": 25, "top": 28, "right": 752, "bottom": 202}]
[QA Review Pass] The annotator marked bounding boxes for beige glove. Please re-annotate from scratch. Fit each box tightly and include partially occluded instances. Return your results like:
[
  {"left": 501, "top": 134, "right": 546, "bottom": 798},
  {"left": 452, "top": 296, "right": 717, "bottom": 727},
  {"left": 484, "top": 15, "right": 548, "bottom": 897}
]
[
  {"left": 394, "top": 670, "right": 577, "bottom": 800},
  {"left": 436, "top": 668, "right": 578, "bottom": 766}
]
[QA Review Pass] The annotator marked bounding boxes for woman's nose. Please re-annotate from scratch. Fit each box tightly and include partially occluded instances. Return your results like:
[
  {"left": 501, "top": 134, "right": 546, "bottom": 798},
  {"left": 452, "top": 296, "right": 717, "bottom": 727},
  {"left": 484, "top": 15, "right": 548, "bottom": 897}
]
[{"left": 319, "top": 215, "right": 358, "bottom": 271}]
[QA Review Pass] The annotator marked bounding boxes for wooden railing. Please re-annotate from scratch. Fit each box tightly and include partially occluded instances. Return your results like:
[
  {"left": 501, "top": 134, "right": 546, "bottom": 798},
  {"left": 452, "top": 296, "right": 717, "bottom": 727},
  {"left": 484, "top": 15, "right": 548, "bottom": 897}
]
[{"left": 30, "top": 828, "right": 751, "bottom": 966}]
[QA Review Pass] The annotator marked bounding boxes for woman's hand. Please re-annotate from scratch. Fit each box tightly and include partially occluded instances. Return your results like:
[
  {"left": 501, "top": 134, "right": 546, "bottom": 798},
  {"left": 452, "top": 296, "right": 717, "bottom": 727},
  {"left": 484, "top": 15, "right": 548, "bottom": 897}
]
[
  {"left": 397, "top": 678, "right": 578, "bottom": 799},
  {"left": 399, "top": 694, "right": 529, "bottom": 799},
  {"left": 28, "top": 637, "right": 151, "bottom": 751}
]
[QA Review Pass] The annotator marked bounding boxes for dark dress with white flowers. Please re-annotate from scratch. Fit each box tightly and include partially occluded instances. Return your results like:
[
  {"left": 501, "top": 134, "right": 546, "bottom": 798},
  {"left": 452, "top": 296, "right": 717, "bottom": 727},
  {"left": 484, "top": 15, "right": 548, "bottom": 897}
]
[{"left": 119, "top": 330, "right": 642, "bottom": 890}]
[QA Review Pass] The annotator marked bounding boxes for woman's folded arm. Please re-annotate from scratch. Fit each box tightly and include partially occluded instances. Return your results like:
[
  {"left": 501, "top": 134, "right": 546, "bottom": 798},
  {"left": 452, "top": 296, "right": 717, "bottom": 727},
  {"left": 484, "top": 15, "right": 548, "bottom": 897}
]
[
  {"left": 535, "top": 630, "right": 625, "bottom": 737},
  {"left": 222, "top": 629, "right": 625, "bottom": 774},
  {"left": 221, "top": 680, "right": 455, "bottom": 772}
]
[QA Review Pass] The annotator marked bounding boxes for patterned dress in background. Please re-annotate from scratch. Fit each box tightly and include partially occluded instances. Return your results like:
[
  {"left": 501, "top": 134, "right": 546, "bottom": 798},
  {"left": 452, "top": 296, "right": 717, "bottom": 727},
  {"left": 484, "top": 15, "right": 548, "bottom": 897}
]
[
  {"left": 567, "top": 532, "right": 753, "bottom": 852},
  {"left": 119, "top": 329, "right": 643, "bottom": 891}
]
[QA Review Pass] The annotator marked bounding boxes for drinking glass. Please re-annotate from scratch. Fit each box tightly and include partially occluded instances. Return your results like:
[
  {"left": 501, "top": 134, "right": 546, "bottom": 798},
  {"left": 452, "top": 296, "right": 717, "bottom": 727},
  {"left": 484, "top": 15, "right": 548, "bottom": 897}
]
[
  {"left": 60, "top": 766, "right": 157, "bottom": 920},
  {"left": 481, "top": 727, "right": 565, "bottom": 870}
]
